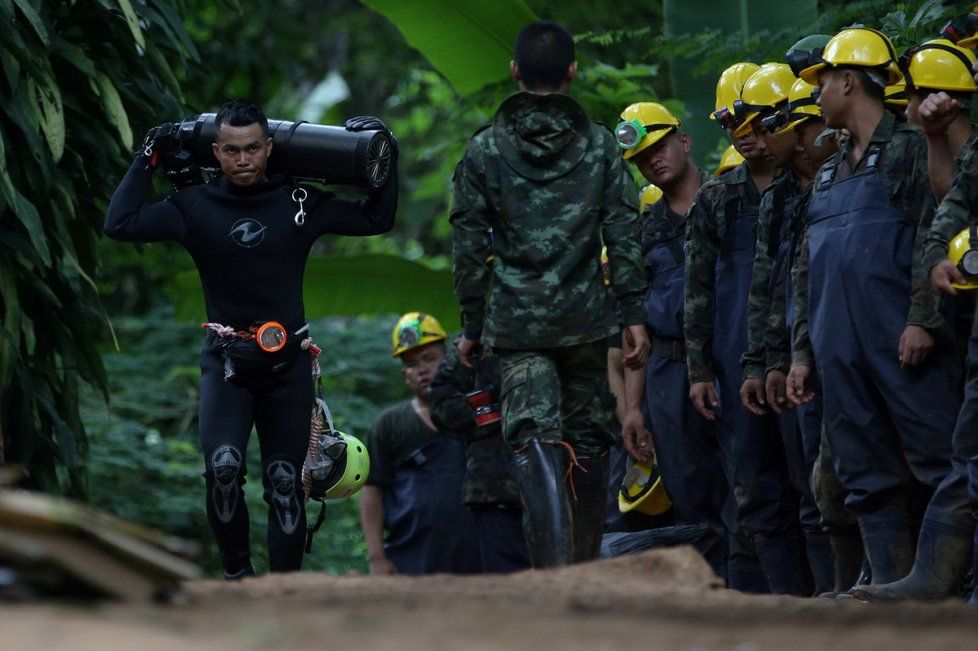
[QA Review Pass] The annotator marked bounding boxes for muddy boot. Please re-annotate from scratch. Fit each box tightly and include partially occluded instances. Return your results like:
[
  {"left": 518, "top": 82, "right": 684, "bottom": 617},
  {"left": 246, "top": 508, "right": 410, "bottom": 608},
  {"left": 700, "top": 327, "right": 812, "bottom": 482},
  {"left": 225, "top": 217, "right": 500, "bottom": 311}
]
[
  {"left": 804, "top": 530, "right": 834, "bottom": 596},
  {"left": 857, "top": 511, "right": 914, "bottom": 585},
  {"left": 753, "top": 529, "right": 811, "bottom": 596},
  {"left": 514, "top": 438, "right": 574, "bottom": 568},
  {"left": 852, "top": 519, "right": 973, "bottom": 602},
  {"left": 818, "top": 531, "right": 864, "bottom": 598},
  {"left": 570, "top": 452, "right": 610, "bottom": 563}
]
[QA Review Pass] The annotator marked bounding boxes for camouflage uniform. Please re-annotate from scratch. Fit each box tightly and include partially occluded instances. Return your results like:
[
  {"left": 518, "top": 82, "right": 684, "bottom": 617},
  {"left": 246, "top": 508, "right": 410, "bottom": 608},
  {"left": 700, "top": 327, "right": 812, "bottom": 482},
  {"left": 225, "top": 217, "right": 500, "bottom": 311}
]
[
  {"left": 429, "top": 344, "right": 530, "bottom": 573},
  {"left": 922, "top": 129, "right": 978, "bottom": 272},
  {"left": 684, "top": 161, "right": 802, "bottom": 594},
  {"left": 742, "top": 168, "right": 802, "bottom": 380},
  {"left": 450, "top": 92, "right": 645, "bottom": 455}
]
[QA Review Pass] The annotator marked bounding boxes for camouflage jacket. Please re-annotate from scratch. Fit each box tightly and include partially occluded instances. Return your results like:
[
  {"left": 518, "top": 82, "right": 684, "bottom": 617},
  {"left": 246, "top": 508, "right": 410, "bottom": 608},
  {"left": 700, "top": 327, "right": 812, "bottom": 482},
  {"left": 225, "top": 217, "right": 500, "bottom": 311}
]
[
  {"left": 428, "top": 345, "right": 520, "bottom": 505},
  {"left": 923, "top": 128, "right": 978, "bottom": 272},
  {"left": 792, "top": 111, "right": 941, "bottom": 366},
  {"left": 766, "top": 185, "right": 813, "bottom": 374},
  {"left": 684, "top": 162, "right": 765, "bottom": 384},
  {"left": 741, "top": 167, "right": 802, "bottom": 380},
  {"left": 450, "top": 92, "right": 646, "bottom": 349}
]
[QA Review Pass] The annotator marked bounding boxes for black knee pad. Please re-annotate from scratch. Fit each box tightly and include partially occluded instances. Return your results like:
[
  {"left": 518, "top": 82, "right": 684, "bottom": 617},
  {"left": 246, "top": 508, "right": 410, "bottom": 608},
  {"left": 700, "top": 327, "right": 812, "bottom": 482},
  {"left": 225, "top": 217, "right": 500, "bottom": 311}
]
[
  {"left": 203, "top": 444, "right": 247, "bottom": 524},
  {"left": 263, "top": 455, "right": 304, "bottom": 536}
]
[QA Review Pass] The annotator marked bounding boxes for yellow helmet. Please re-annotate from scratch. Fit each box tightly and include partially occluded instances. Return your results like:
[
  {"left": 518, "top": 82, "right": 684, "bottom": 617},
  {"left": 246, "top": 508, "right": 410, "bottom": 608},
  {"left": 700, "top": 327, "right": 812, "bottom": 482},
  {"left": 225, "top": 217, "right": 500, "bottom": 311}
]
[
  {"left": 775, "top": 77, "right": 822, "bottom": 134},
  {"left": 639, "top": 183, "right": 664, "bottom": 214},
  {"left": 391, "top": 312, "right": 447, "bottom": 357},
  {"left": 799, "top": 28, "right": 902, "bottom": 86},
  {"left": 715, "top": 145, "right": 744, "bottom": 175},
  {"left": 616, "top": 103, "right": 681, "bottom": 160},
  {"left": 711, "top": 62, "right": 760, "bottom": 127},
  {"left": 949, "top": 226, "right": 978, "bottom": 290},
  {"left": 901, "top": 39, "right": 978, "bottom": 94},
  {"left": 618, "top": 456, "right": 672, "bottom": 516},
  {"left": 733, "top": 63, "right": 797, "bottom": 137},
  {"left": 940, "top": 8, "right": 978, "bottom": 49},
  {"left": 885, "top": 78, "right": 908, "bottom": 108}
]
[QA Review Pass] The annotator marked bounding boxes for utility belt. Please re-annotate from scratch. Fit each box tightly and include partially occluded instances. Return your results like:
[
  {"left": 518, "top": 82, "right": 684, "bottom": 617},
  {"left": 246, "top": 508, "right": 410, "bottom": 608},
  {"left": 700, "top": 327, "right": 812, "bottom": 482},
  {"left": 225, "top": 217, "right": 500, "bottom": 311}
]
[
  {"left": 649, "top": 332, "right": 686, "bottom": 362},
  {"left": 203, "top": 321, "right": 315, "bottom": 382}
]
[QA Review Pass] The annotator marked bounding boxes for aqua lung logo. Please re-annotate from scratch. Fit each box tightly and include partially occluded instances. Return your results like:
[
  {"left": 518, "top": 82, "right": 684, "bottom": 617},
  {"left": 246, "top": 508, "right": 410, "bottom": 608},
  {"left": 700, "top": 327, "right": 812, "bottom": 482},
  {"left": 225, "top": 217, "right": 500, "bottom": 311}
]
[{"left": 229, "top": 219, "right": 267, "bottom": 248}]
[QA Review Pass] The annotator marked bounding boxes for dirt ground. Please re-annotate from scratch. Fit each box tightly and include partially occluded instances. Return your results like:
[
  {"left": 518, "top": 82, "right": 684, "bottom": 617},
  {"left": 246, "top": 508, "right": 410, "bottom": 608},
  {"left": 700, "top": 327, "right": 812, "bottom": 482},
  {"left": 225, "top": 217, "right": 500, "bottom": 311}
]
[{"left": 4, "top": 546, "right": 978, "bottom": 650}]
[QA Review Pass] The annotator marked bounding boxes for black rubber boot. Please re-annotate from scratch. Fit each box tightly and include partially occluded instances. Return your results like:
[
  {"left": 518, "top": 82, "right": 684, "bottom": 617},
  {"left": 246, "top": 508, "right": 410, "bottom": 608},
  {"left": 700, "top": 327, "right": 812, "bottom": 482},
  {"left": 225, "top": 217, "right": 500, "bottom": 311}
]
[
  {"left": 969, "top": 528, "right": 978, "bottom": 605},
  {"left": 857, "top": 511, "right": 914, "bottom": 585},
  {"left": 818, "top": 530, "right": 864, "bottom": 598},
  {"left": 753, "top": 528, "right": 811, "bottom": 596},
  {"left": 852, "top": 519, "right": 973, "bottom": 602},
  {"left": 570, "top": 453, "right": 610, "bottom": 563},
  {"left": 804, "top": 530, "right": 835, "bottom": 596},
  {"left": 514, "top": 439, "right": 574, "bottom": 568}
]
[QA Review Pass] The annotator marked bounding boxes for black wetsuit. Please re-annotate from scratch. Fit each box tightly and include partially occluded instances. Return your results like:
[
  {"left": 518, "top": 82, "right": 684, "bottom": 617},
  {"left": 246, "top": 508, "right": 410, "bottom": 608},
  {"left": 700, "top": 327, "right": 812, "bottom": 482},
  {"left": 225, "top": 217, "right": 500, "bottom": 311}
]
[{"left": 105, "top": 154, "right": 397, "bottom": 573}]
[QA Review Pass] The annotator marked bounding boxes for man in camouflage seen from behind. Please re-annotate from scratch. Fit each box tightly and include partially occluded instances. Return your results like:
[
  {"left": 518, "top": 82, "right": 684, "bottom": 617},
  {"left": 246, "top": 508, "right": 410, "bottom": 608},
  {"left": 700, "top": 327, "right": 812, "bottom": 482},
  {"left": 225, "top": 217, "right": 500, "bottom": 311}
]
[{"left": 450, "top": 20, "right": 650, "bottom": 568}]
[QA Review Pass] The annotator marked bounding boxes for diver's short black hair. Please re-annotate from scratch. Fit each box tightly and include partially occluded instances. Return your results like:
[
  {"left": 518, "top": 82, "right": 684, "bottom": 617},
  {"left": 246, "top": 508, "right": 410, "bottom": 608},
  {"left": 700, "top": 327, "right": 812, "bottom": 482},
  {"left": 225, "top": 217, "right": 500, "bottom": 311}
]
[
  {"left": 215, "top": 100, "right": 269, "bottom": 137},
  {"left": 514, "top": 21, "right": 575, "bottom": 90}
]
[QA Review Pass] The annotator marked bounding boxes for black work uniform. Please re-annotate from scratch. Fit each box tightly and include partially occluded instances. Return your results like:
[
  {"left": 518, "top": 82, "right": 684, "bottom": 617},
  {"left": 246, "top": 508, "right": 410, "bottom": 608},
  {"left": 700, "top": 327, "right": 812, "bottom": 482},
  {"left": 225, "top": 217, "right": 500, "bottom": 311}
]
[{"left": 104, "top": 155, "right": 396, "bottom": 573}]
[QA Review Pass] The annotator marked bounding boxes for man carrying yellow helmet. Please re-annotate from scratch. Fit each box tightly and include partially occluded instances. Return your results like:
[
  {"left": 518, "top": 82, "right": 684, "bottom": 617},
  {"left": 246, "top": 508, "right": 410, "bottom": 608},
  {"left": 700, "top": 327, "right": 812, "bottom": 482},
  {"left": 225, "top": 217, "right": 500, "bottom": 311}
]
[
  {"left": 616, "top": 101, "right": 731, "bottom": 580},
  {"left": 788, "top": 27, "right": 966, "bottom": 597},
  {"left": 359, "top": 312, "right": 478, "bottom": 575},
  {"left": 683, "top": 62, "right": 787, "bottom": 594}
]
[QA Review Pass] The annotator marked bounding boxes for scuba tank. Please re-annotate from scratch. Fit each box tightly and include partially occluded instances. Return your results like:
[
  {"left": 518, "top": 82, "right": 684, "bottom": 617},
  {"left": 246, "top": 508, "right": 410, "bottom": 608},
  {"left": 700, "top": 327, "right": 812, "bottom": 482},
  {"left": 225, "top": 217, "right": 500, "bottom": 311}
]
[{"left": 151, "top": 113, "right": 395, "bottom": 190}]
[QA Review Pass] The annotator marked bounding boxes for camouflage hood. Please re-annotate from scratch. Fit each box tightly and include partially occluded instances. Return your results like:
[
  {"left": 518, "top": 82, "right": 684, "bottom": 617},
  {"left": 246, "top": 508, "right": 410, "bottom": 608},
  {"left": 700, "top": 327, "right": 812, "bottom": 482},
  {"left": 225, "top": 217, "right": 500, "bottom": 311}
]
[{"left": 491, "top": 92, "right": 591, "bottom": 182}]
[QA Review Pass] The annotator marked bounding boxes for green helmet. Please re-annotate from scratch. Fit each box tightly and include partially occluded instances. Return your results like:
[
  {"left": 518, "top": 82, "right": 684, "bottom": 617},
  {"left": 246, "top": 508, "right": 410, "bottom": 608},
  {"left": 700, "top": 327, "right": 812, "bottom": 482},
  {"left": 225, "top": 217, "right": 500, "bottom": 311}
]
[{"left": 303, "top": 403, "right": 370, "bottom": 501}]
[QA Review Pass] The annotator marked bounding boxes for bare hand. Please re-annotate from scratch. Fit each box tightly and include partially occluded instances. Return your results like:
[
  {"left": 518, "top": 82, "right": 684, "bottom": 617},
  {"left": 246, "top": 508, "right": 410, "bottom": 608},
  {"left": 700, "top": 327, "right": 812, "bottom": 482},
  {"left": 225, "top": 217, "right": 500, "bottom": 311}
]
[
  {"left": 369, "top": 558, "right": 397, "bottom": 575},
  {"left": 919, "top": 92, "right": 959, "bottom": 135},
  {"left": 457, "top": 335, "right": 481, "bottom": 369},
  {"left": 931, "top": 258, "right": 966, "bottom": 296},
  {"left": 622, "top": 325, "right": 651, "bottom": 370},
  {"left": 898, "top": 325, "right": 934, "bottom": 367},
  {"left": 739, "top": 378, "right": 767, "bottom": 415},
  {"left": 620, "top": 408, "right": 653, "bottom": 463},
  {"left": 690, "top": 381, "right": 718, "bottom": 421},
  {"left": 765, "top": 370, "right": 791, "bottom": 415},
  {"left": 786, "top": 365, "right": 814, "bottom": 405}
]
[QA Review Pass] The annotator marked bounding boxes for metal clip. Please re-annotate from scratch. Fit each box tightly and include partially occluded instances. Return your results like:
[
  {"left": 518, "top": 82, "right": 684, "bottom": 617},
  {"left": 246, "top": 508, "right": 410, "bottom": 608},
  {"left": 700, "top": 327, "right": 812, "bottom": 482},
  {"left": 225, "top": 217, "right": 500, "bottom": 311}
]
[{"left": 292, "top": 187, "right": 308, "bottom": 226}]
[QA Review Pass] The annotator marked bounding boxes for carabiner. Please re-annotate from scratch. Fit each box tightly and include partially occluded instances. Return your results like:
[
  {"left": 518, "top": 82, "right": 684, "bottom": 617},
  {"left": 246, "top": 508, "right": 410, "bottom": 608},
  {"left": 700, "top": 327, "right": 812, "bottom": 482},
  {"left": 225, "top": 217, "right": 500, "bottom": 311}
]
[{"left": 292, "top": 187, "right": 308, "bottom": 226}]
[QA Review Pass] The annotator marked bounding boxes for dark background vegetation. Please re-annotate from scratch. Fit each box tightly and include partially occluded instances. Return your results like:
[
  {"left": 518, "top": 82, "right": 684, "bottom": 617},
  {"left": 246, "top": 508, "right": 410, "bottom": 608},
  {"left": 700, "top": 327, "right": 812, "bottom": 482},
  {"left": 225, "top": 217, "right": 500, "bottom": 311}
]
[{"left": 0, "top": 0, "right": 956, "bottom": 575}]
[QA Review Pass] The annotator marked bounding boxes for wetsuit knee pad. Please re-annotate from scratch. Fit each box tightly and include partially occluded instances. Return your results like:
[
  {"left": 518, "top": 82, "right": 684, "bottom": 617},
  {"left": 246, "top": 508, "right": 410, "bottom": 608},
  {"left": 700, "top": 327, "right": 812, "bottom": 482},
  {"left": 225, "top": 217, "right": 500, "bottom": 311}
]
[
  {"left": 203, "top": 444, "right": 247, "bottom": 524},
  {"left": 263, "top": 455, "right": 305, "bottom": 536}
]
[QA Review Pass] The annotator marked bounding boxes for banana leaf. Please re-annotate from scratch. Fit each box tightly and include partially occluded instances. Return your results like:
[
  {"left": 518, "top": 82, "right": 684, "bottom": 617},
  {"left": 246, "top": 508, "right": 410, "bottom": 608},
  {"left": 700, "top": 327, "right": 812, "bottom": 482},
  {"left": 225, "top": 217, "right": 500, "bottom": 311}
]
[{"left": 360, "top": 0, "right": 537, "bottom": 95}]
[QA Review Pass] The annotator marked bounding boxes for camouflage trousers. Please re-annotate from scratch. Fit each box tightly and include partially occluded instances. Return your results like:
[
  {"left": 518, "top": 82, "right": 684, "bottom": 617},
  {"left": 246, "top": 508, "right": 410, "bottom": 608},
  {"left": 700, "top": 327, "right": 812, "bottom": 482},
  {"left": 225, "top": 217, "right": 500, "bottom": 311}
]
[
  {"left": 496, "top": 340, "right": 617, "bottom": 456},
  {"left": 813, "top": 423, "right": 857, "bottom": 532}
]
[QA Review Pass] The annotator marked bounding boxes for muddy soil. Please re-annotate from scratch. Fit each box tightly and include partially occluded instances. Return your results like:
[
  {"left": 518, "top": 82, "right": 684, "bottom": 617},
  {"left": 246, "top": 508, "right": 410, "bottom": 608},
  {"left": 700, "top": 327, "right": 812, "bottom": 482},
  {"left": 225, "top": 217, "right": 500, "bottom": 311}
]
[{"left": 4, "top": 546, "right": 977, "bottom": 650}]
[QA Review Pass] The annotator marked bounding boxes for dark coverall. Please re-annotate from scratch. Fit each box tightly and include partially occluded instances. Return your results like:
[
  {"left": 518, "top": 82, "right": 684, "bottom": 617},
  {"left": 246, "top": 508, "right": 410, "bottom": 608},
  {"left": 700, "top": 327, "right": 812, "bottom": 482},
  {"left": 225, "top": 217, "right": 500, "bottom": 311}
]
[
  {"left": 685, "top": 163, "right": 800, "bottom": 593},
  {"left": 641, "top": 198, "right": 731, "bottom": 579},
  {"left": 800, "top": 114, "right": 965, "bottom": 584}
]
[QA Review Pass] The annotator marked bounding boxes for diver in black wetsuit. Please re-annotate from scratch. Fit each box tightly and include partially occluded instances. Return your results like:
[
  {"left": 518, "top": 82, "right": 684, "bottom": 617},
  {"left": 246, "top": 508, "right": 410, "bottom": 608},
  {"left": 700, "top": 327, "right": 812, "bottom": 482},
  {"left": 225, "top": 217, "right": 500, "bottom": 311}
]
[{"left": 104, "top": 100, "right": 398, "bottom": 578}]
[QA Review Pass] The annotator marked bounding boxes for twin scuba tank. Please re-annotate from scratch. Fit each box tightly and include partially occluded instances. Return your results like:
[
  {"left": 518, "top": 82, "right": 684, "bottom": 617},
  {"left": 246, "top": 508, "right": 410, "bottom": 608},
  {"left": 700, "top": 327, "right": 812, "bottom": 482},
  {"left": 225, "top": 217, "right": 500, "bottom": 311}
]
[{"left": 149, "top": 113, "right": 395, "bottom": 190}]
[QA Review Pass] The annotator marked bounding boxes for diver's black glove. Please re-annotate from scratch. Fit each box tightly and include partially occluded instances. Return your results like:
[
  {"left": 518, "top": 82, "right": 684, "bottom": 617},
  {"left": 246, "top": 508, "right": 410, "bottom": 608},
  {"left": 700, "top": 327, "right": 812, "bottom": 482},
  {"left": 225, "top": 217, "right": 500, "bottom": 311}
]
[
  {"left": 345, "top": 115, "right": 399, "bottom": 153},
  {"left": 138, "top": 123, "right": 182, "bottom": 158}
]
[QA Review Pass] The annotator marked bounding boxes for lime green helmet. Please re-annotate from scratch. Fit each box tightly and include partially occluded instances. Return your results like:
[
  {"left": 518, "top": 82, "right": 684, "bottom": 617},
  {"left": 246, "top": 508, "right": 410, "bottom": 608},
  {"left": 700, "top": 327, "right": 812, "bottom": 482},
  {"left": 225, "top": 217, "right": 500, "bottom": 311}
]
[{"left": 303, "top": 419, "right": 370, "bottom": 501}]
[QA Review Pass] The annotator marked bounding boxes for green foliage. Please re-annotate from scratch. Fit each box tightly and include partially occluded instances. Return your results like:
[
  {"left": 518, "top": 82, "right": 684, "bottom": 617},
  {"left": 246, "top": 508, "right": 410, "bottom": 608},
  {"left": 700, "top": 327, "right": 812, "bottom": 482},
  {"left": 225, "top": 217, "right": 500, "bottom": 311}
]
[
  {"left": 0, "top": 0, "right": 195, "bottom": 494},
  {"left": 84, "top": 308, "right": 411, "bottom": 575},
  {"left": 361, "top": 0, "right": 537, "bottom": 96}
]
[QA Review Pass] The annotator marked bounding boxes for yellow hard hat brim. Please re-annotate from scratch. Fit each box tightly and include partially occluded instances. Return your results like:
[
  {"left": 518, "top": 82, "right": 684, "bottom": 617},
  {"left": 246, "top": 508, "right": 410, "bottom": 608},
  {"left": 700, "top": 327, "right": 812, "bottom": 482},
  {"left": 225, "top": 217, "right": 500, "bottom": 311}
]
[
  {"left": 777, "top": 116, "right": 811, "bottom": 135},
  {"left": 952, "top": 280, "right": 978, "bottom": 290},
  {"left": 959, "top": 34, "right": 978, "bottom": 49},
  {"left": 732, "top": 112, "right": 758, "bottom": 138},
  {"left": 618, "top": 476, "right": 672, "bottom": 515},
  {"left": 623, "top": 127, "right": 674, "bottom": 160},
  {"left": 799, "top": 62, "right": 828, "bottom": 85}
]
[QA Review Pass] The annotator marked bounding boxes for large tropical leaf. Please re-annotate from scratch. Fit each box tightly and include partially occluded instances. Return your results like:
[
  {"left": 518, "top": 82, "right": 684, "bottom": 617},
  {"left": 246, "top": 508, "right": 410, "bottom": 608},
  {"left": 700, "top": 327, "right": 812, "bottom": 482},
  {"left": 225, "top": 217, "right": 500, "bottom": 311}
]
[
  {"left": 360, "top": 0, "right": 537, "bottom": 95},
  {"left": 170, "top": 253, "right": 461, "bottom": 331}
]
